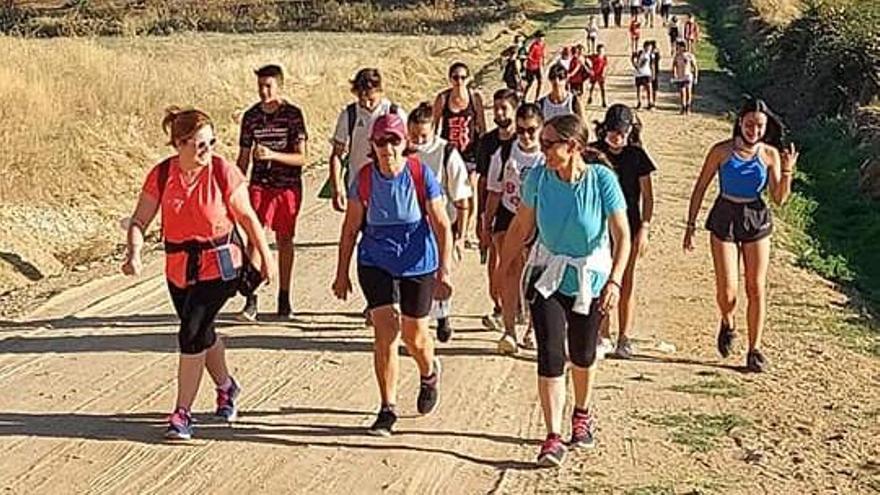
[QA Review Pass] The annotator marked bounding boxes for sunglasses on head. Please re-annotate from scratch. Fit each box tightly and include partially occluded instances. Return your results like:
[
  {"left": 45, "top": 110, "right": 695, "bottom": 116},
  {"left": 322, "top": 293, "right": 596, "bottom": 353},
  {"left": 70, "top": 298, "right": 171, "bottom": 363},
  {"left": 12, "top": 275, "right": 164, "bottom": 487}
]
[
  {"left": 374, "top": 134, "right": 403, "bottom": 147},
  {"left": 516, "top": 125, "right": 540, "bottom": 136}
]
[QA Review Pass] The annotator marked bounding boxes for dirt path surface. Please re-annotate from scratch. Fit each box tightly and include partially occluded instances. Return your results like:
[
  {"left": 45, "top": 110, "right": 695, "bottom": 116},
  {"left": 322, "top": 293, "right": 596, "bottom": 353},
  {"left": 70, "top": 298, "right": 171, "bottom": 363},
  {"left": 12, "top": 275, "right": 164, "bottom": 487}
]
[{"left": 1, "top": 5, "right": 878, "bottom": 495}]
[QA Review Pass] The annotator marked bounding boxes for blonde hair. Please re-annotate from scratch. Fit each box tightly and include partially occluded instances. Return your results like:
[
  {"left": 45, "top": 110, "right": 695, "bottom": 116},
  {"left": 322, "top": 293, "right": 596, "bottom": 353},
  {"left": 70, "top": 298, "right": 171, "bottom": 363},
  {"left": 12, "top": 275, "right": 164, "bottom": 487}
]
[{"left": 161, "top": 106, "right": 213, "bottom": 146}]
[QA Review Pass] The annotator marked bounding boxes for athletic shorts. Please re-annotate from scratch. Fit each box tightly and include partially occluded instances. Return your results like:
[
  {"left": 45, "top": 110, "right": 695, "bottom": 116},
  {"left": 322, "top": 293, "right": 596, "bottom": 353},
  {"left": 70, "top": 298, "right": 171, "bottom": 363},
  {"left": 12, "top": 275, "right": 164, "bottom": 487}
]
[
  {"left": 168, "top": 278, "right": 238, "bottom": 355},
  {"left": 465, "top": 161, "right": 478, "bottom": 174},
  {"left": 674, "top": 78, "right": 693, "bottom": 90},
  {"left": 705, "top": 195, "right": 773, "bottom": 243},
  {"left": 249, "top": 185, "right": 302, "bottom": 238},
  {"left": 660, "top": 4, "right": 670, "bottom": 16},
  {"left": 525, "top": 68, "right": 542, "bottom": 83},
  {"left": 570, "top": 81, "right": 585, "bottom": 95},
  {"left": 357, "top": 265, "right": 435, "bottom": 318},
  {"left": 590, "top": 75, "right": 605, "bottom": 84},
  {"left": 492, "top": 205, "right": 516, "bottom": 234},
  {"left": 635, "top": 76, "right": 652, "bottom": 87}
]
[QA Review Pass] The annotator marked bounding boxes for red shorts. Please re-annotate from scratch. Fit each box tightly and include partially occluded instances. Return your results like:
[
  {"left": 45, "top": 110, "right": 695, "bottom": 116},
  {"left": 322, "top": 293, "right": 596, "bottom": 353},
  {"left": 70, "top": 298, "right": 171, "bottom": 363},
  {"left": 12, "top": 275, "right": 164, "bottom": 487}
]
[{"left": 249, "top": 185, "right": 301, "bottom": 238}]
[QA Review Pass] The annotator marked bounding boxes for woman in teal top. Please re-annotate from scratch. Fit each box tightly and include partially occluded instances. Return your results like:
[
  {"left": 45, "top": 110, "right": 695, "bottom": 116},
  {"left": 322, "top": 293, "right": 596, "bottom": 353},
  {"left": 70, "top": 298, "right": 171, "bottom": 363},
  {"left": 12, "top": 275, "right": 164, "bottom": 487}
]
[
  {"left": 500, "top": 114, "right": 631, "bottom": 468},
  {"left": 683, "top": 98, "right": 798, "bottom": 373}
]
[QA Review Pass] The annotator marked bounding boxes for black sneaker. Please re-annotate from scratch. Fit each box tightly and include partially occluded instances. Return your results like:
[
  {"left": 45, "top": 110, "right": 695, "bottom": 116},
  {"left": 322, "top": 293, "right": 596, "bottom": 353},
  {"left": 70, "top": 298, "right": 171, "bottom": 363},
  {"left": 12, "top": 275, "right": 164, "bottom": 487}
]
[
  {"left": 368, "top": 406, "right": 397, "bottom": 437},
  {"left": 716, "top": 320, "right": 735, "bottom": 358},
  {"left": 238, "top": 295, "right": 258, "bottom": 322},
  {"left": 746, "top": 349, "right": 769, "bottom": 373},
  {"left": 417, "top": 358, "right": 442, "bottom": 415},
  {"left": 436, "top": 317, "right": 453, "bottom": 343},
  {"left": 277, "top": 296, "right": 293, "bottom": 320}
]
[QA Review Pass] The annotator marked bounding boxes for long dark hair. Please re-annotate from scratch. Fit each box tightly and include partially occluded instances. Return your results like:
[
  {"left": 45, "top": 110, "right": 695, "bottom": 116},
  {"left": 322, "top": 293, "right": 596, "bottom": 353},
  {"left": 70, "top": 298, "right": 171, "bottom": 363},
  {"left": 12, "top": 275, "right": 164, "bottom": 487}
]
[
  {"left": 593, "top": 104, "right": 644, "bottom": 148},
  {"left": 733, "top": 97, "right": 785, "bottom": 149}
]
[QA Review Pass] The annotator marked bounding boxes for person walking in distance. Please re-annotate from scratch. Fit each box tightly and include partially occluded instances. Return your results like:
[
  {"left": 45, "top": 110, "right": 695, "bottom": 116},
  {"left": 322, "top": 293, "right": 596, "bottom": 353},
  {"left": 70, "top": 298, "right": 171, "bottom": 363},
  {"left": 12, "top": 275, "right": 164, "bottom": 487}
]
[
  {"left": 328, "top": 68, "right": 407, "bottom": 215},
  {"left": 568, "top": 45, "right": 590, "bottom": 98},
  {"left": 585, "top": 15, "right": 600, "bottom": 54},
  {"left": 333, "top": 113, "right": 453, "bottom": 436},
  {"left": 592, "top": 105, "right": 656, "bottom": 359},
  {"left": 660, "top": 0, "right": 673, "bottom": 26},
  {"left": 613, "top": 0, "right": 624, "bottom": 28},
  {"left": 629, "top": 14, "right": 642, "bottom": 55},
  {"left": 524, "top": 31, "right": 548, "bottom": 103},
  {"left": 683, "top": 98, "right": 799, "bottom": 372},
  {"left": 408, "top": 102, "right": 472, "bottom": 343},
  {"left": 668, "top": 16, "right": 682, "bottom": 56},
  {"left": 587, "top": 44, "right": 609, "bottom": 108},
  {"left": 484, "top": 104, "right": 546, "bottom": 355},
  {"left": 538, "top": 63, "right": 584, "bottom": 122},
  {"left": 476, "top": 89, "right": 520, "bottom": 332},
  {"left": 684, "top": 13, "right": 701, "bottom": 54},
  {"left": 500, "top": 115, "right": 631, "bottom": 466},
  {"left": 632, "top": 42, "right": 656, "bottom": 110},
  {"left": 600, "top": 0, "right": 612, "bottom": 28},
  {"left": 236, "top": 64, "right": 308, "bottom": 321},
  {"left": 672, "top": 40, "right": 700, "bottom": 114},
  {"left": 433, "top": 62, "right": 486, "bottom": 251},
  {"left": 123, "top": 107, "right": 274, "bottom": 440}
]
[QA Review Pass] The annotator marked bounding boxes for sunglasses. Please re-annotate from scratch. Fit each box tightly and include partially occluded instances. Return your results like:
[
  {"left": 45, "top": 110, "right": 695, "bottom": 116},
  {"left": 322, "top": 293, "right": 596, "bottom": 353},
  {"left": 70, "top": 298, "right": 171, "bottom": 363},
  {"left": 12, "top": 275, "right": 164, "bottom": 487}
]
[
  {"left": 450, "top": 74, "right": 469, "bottom": 81},
  {"left": 374, "top": 135, "right": 403, "bottom": 147},
  {"left": 516, "top": 125, "right": 540, "bottom": 136},
  {"left": 193, "top": 137, "right": 217, "bottom": 153}
]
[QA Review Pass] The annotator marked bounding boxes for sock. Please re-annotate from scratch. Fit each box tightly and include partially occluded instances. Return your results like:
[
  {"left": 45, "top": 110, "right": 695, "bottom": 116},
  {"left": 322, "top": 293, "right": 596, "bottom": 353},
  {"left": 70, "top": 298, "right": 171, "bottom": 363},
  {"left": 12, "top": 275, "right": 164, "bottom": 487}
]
[
  {"left": 380, "top": 403, "right": 396, "bottom": 413},
  {"left": 278, "top": 290, "right": 290, "bottom": 306},
  {"left": 574, "top": 407, "right": 590, "bottom": 417},
  {"left": 218, "top": 377, "right": 233, "bottom": 392}
]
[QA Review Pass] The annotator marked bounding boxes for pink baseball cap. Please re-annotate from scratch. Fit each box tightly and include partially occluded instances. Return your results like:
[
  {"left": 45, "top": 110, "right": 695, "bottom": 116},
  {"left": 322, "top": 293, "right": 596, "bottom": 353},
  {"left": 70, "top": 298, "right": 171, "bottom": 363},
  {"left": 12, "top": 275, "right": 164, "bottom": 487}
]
[{"left": 370, "top": 113, "right": 407, "bottom": 142}]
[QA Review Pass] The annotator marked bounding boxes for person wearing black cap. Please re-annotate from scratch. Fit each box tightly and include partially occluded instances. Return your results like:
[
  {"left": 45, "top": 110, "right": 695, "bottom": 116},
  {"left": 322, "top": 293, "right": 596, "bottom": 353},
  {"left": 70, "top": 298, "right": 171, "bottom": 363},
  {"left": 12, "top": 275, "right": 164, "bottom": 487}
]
[{"left": 591, "top": 104, "right": 656, "bottom": 359}]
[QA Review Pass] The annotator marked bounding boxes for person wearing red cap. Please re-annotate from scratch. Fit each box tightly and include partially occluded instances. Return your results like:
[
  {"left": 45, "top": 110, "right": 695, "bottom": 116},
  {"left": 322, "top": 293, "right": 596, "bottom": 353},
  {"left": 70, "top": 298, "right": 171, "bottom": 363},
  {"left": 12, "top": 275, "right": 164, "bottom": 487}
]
[{"left": 332, "top": 113, "right": 454, "bottom": 437}]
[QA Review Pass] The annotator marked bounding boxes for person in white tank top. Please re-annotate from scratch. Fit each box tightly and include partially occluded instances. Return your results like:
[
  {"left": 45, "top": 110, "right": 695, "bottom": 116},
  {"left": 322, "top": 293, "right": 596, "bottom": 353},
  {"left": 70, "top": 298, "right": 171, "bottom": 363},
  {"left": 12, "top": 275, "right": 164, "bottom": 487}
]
[{"left": 537, "top": 63, "right": 584, "bottom": 122}]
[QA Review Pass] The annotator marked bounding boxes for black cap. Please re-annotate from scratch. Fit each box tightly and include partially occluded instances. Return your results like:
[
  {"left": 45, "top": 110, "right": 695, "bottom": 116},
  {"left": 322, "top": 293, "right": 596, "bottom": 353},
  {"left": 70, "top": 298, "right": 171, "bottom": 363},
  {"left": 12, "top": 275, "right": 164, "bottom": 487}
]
[{"left": 604, "top": 104, "right": 635, "bottom": 132}]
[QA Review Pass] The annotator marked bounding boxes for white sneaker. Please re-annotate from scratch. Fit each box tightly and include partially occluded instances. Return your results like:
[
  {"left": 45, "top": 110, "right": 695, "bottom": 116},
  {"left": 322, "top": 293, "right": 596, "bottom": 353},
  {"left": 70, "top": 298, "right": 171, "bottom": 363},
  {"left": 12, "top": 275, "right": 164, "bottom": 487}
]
[
  {"left": 497, "top": 333, "right": 518, "bottom": 355},
  {"left": 596, "top": 338, "right": 614, "bottom": 360}
]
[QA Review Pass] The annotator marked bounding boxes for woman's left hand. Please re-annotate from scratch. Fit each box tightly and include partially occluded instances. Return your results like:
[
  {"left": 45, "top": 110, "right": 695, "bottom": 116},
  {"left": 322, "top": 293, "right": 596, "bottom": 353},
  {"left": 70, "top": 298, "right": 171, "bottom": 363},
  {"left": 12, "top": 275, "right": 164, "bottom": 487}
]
[
  {"left": 781, "top": 143, "right": 799, "bottom": 173},
  {"left": 599, "top": 280, "right": 621, "bottom": 315},
  {"left": 434, "top": 269, "right": 453, "bottom": 300}
]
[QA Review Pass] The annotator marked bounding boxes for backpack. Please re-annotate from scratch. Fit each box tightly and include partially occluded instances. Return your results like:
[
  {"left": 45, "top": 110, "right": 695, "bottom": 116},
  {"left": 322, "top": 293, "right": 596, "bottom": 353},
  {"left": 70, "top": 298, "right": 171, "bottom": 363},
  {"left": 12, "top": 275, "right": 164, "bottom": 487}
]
[
  {"left": 346, "top": 102, "right": 400, "bottom": 143},
  {"left": 496, "top": 139, "right": 515, "bottom": 183},
  {"left": 357, "top": 155, "right": 429, "bottom": 217}
]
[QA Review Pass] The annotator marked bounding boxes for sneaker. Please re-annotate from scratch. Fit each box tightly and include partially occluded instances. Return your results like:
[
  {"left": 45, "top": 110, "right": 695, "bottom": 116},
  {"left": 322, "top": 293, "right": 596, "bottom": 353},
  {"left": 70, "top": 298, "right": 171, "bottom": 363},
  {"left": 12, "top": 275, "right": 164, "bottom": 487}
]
[
  {"left": 436, "top": 317, "right": 453, "bottom": 343},
  {"left": 277, "top": 296, "right": 293, "bottom": 320},
  {"left": 364, "top": 307, "right": 374, "bottom": 328},
  {"left": 497, "top": 333, "right": 518, "bottom": 355},
  {"left": 215, "top": 377, "right": 241, "bottom": 422},
  {"left": 481, "top": 309, "right": 503, "bottom": 331},
  {"left": 746, "top": 349, "right": 769, "bottom": 373},
  {"left": 417, "top": 357, "right": 442, "bottom": 415},
  {"left": 520, "top": 328, "right": 536, "bottom": 350},
  {"left": 165, "top": 407, "right": 193, "bottom": 440},
  {"left": 596, "top": 337, "right": 614, "bottom": 360},
  {"left": 238, "top": 295, "right": 258, "bottom": 322},
  {"left": 717, "top": 320, "right": 735, "bottom": 358},
  {"left": 537, "top": 433, "right": 567, "bottom": 467},
  {"left": 611, "top": 337, "right": 634, "bottom": 360},
  {"left": 569, "top": 409, "right": 597, "bottom": 449},
  {"left": 368, "top": 406, "right": 397, "bottom": 437}
]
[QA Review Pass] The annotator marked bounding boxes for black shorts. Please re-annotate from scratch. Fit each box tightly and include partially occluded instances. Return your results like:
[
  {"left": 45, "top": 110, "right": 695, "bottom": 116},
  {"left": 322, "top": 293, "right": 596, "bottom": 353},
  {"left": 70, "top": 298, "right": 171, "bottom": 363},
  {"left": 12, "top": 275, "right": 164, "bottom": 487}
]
[
  {"left": 705, "top": 196, "right": 773, "bottom": 243},
  {"left": 660, "top": 4, "right": 670, "bottom": 16},
  {"left": 525, "top": 68, "right": 542, "bottom": 83},
  {"left": 357, "top": 265, "right": 435, "bottom": 318},
  {"left": 168, "top": 278, "right": 238, "bottom": 355},
  {"left": 630, "top": 6, "right": 641, "bottom": 16},
  {"left": 635, "top": 76, "right": 652, "bottom": 87},
  {"left": 492, "top": 205, "right": 516, "bottom": 234}
]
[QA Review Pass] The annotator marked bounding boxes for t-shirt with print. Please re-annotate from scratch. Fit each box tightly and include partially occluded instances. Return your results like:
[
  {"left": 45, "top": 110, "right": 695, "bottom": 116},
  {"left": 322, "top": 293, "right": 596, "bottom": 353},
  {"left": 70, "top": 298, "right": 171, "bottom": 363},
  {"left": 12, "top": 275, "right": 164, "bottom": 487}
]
[
  {"left": 141, "top": 155, "right": 247, "bottom": 289},
  {"left": 331, "top": 98, "right": 407, "bottom": 188},
  {"left": 348, "top": 162, "right": 443, "bottom": 277},
  {"left": 487, "top": 142, "right": 544, "bottom": 213},
  {"left": 526, "top": 40, "right": 546, "bottom": 71},
  {"left": 476, "top": 128, "right": 515, "bottom": 177},
  {"left": 522, "top": 164, "right": 626, "bottom": 297},
  {"left": 414, "top": 137, "right": 472, "bottom": 223},
  {"left": 592, "top": 140, "right": 656, "bottom": 230},
  {"left": 239, "top": 101, "right": 308, "bottom": 189}
]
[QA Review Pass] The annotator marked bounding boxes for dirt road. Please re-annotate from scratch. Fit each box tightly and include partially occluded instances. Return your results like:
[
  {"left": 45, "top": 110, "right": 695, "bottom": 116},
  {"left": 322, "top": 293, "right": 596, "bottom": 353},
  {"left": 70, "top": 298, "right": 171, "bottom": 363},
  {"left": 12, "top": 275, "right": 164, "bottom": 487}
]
[{"left": 1, "top": 5, "right": 878, "bottom": 494}]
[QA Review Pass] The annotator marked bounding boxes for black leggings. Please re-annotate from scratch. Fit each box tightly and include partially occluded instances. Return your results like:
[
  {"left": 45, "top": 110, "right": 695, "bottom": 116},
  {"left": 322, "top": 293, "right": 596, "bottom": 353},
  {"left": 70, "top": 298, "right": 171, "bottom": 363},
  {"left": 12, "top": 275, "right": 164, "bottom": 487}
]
[
  {"left": 168, "top": 279, "right": 237, "bottom": 354},
  {"left": 531, "top": 293, "right": 602, "bottom": 378}
]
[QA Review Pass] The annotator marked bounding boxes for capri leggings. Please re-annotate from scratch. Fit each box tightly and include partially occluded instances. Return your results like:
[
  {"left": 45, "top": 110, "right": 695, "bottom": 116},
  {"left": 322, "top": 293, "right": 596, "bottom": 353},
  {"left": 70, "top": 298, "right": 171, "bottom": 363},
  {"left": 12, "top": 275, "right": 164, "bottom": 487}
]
[
  {"left": 530, "top": 293, "right": 602, "bottom": 378},
  {"left": 168, "top": 278, "right": 238, "bottom": 355}
]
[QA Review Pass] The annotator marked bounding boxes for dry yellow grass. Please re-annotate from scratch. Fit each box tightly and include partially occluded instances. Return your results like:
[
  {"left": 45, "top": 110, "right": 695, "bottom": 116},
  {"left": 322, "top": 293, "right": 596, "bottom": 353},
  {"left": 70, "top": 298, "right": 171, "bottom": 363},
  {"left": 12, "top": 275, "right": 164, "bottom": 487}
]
[
  {"left": 750, "top": 0, "right": 803, "bottom": 26},
  {"left": 0, "top": 21, "right": 527, "bottom": 290}
]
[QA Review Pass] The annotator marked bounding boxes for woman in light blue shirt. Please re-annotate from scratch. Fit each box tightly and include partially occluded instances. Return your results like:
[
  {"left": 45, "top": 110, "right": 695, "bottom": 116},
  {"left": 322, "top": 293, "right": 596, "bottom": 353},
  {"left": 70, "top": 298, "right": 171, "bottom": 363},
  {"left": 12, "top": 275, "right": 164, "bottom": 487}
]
[{"left": 500, "top": 114, "right": 631, "bottom": 467}]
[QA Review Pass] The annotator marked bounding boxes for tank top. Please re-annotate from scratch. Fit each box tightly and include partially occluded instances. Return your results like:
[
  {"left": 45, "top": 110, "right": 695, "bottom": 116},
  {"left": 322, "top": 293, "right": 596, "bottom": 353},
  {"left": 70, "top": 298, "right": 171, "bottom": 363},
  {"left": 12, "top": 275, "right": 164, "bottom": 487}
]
[
  {"left": 538, "top": 93, "right": 577, "bottom": 121},
  {"left": 440, "top": 89, "right": 478, "bottom": 163},
  {"left": 719, "top": 145, "right": 769, "bottom": 199}
]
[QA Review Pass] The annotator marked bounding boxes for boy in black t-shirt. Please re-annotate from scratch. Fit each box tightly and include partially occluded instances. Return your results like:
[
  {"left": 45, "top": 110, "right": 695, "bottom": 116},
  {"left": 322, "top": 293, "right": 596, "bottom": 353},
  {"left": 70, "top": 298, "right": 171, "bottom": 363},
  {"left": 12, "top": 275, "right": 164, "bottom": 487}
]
[
  {"left": 236, "top": 64, "right": 309, "bottom": 321},
  {"left": 591, "top": 104, "right": 656, "bottom": 359}
]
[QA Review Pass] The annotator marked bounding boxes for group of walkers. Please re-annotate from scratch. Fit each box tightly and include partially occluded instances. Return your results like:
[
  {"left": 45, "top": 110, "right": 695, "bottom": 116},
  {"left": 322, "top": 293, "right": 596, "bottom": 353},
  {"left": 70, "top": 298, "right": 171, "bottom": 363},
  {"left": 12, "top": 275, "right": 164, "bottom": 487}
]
[{"left": 121, "top": 6, "right": 800, "bottom": 470}]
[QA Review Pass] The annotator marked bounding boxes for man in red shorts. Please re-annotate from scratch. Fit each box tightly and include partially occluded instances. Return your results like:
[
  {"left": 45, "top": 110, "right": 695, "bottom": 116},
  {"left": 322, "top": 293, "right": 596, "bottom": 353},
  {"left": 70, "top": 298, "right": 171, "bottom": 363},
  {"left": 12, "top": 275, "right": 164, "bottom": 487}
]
[
  {"left": 587, "top": 44, "right": 609, "bottom": 108},
  {"left": 236, "top": 64, "right": 309, "bottom": 321}
]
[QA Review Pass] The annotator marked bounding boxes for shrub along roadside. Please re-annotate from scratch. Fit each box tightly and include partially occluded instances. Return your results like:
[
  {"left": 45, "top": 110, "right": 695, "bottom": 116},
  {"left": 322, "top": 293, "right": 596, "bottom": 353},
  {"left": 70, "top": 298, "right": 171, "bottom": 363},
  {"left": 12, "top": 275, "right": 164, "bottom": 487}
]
[{"left": 692, "top": 0, "right": 880, "bottom": 346}]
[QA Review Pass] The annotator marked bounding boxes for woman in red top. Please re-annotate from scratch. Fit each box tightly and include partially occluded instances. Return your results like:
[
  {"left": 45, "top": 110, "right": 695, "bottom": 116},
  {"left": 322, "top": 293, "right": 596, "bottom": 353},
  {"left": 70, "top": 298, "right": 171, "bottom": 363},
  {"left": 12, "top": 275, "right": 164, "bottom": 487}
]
[
  {"left": 629, "top": 16, "right": 642, "bottom": 55},
  {"left": 587, "top": 44, "right": 609, "bottom": 108},
  {"left": 122, "top": 107, "right": 274, "bottom": 440},
  {"left": 567, "top": 44, "right": 589, "bottom": 97}
]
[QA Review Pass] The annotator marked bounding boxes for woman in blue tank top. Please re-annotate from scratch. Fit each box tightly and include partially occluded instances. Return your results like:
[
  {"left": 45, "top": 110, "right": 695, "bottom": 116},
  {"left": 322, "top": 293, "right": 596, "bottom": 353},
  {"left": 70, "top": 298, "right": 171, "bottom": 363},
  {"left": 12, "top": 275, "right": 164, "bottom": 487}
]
[{"left": 682, "top": 98, "right": 799, "bottom": 373}]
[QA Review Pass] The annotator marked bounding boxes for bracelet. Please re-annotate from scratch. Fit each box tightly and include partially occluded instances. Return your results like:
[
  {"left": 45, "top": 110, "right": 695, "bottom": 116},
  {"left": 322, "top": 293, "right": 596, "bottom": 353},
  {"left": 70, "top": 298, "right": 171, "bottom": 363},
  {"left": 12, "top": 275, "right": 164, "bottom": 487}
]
[{"left": 606, "top": 279, "right": 622, "bottom": 291}]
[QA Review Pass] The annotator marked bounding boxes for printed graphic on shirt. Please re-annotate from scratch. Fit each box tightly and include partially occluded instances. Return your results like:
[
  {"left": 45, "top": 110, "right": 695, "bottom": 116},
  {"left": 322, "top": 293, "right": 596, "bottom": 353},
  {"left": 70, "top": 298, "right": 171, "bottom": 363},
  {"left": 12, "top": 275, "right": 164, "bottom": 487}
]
[{"left": 239, "top": 102, "right": 308, "bottom": 189}]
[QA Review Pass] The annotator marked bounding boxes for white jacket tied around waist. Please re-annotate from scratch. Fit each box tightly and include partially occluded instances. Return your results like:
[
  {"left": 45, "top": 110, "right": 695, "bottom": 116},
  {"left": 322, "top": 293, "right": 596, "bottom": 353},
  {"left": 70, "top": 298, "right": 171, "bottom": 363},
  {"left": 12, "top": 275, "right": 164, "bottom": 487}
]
[{"left": 527, "top": 240, "right": 612, "bottom": 315}]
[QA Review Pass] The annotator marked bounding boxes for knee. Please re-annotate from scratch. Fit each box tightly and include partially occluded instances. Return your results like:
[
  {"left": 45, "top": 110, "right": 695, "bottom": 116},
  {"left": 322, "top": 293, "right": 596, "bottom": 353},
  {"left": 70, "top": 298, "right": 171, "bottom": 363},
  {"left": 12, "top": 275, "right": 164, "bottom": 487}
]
[
  {"left": 571, "top": 344, "right": 597, "bottom": 369},
  {"left": 745, "top": 279, "right": 765, "bottom": 302},
  {"left": 178, "top": 321, "right": 215, "bottom": 355},
  {"left": 277, "top": 235, "right": 294, "bottom": 250},
  {"left": 401, "top": 325, "right": 427, "bottom": 349},
  {"left": 537, "top": 344, "right": 566, "bottom": 378}
]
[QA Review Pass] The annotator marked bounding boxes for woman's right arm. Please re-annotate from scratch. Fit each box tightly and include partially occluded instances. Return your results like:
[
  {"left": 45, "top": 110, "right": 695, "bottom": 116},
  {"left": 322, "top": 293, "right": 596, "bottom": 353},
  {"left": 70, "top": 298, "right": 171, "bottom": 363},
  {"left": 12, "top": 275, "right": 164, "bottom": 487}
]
[
  {"left": 683, "top": 142, "right": 724, "bottom": 251},
  {"left": 228, "top": 185, "right": 274, "bottom": 282},
  {"left": 333, "top": 197, "right": 364, "bottom": 300},
  {"left": 122, "top": 192, "right": 160, "bottom": 276}
]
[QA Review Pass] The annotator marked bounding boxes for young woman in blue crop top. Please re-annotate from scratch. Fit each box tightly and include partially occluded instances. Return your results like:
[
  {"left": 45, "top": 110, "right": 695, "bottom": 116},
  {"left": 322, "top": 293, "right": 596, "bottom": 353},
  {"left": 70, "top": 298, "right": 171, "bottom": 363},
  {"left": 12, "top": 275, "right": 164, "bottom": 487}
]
[{"left": 683, "top": 98, "right": 799, "bottom": 373}]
